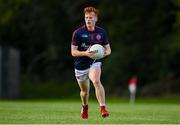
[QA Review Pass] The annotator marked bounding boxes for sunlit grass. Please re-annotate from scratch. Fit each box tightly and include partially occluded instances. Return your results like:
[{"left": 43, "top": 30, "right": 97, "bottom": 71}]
[{"left": 0, "top": 99, "right": 180, "bottom": 124}]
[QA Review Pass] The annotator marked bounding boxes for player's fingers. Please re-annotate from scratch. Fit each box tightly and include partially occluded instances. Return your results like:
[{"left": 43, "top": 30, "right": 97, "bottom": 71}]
[
  {"left": 89, "top": 50, "right": 95, "bottom": 53},
  {"left": 87, "top": 46, "right": 91, "bottom": 51}
]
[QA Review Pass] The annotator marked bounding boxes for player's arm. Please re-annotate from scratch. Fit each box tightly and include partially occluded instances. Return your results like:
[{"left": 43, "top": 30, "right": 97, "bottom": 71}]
[
  {"left": 71, "top": 45, "right": 94, "bottom": 58},
  {"left": 102, "top": 30, "right": 111, "bottom": 57},
  {"left": 103, "top": 44, "right": 111, "bottom": 57}
]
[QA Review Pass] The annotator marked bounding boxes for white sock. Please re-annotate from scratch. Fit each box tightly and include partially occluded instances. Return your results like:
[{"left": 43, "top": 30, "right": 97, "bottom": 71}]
[
  {"left": 83, "top": 103, "right": 88, "bottom": 106},
  {"left": 100, "top": 103, "right": 105, "bottom": 107}
]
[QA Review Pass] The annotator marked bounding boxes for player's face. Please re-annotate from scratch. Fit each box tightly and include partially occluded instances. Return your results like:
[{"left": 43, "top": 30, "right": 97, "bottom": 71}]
[{"left": 85, "top": 12, "right": 97, "bottom": 29}]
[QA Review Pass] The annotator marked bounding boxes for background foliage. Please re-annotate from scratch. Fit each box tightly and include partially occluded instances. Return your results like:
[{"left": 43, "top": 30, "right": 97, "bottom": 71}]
[{"left": 0, "top": 0, "right": 179, "bottom": 98}]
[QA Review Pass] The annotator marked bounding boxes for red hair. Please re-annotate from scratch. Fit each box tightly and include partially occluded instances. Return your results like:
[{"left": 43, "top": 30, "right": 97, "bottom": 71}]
[{"left": 84, "top": 6, "right": 99, "bottom": 16}]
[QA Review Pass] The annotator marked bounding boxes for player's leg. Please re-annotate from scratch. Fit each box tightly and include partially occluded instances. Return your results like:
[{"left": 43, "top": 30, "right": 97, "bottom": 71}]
[
  {"left": 77, "top": 79, "right": 90, "bottom": 119},
  {"left": 88, "top": 62, "right": 109, "bottom": 118},
  {"left": 89, "top": 63, "right": 105, "bottom": 105},
  {"left": 77, "top": 79, "right": 90, "bottom": 106},
  {"left": 75, "top": 69, "right": 90, "bottom": 119}
]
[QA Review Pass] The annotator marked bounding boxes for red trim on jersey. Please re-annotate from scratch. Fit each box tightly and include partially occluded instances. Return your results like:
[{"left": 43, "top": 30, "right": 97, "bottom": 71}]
[
  {"left": 71, "top": 31, "right": 75, "bottom": 45},
  {"left": 71, "top": 25, "right": 85, "bottom": 45}
]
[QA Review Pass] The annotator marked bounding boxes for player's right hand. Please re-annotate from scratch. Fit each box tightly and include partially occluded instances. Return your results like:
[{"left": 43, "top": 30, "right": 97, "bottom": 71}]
[
  {"left": 84, "top": 46, "right": 95, "bottom": 58},
  {"left": 84, "top": 49, "right": 94, "bottom": 58}
]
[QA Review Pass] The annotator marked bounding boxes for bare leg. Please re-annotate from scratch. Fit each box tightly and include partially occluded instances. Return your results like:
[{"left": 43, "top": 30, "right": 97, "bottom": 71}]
[
  {"left": 77, "top": 79, "right": 90, "bottom": 119},
  {"left": 88, "top": 64, "right": 109, "bottom": 117},
  {"left": 89, "top": 65, "right": 105, "bottom": 106},
  {"left": 77, "top": 79, "right": 90, "bottom": 105}
]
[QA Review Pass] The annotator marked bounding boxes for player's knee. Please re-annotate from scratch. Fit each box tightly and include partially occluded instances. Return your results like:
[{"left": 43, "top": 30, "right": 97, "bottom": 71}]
[
  {"left": 92, "top": 78, "right": 101, "bottom": 85},
  {"left": 80, "top": 91, "right": 89, "bottom": 96}
]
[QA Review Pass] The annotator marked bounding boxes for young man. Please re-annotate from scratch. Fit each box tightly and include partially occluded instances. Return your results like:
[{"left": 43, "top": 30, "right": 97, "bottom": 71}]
[{"left": 71, "top": 6, "right": 111, "bottom": 119}]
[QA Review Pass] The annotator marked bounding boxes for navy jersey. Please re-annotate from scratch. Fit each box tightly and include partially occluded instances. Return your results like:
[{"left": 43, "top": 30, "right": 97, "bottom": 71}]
[{"left": 71, "top": 25, "right": 109, "bottom": 70}]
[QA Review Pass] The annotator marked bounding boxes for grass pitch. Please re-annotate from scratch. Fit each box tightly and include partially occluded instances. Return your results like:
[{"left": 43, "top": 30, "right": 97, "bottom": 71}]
[{"left": 0, "top": 99, "right": 180, "bottom": 124}]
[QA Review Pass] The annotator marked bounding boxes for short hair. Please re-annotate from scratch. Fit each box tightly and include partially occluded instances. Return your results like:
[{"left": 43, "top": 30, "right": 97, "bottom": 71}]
[{"left": 84, "top": 6, "right": 99, "bottom": 16}]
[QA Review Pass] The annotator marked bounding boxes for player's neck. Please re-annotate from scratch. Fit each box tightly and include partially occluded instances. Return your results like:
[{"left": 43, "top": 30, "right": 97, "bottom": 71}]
[{"left": 87, "top": 26, "right": 95, "bottom": 32}]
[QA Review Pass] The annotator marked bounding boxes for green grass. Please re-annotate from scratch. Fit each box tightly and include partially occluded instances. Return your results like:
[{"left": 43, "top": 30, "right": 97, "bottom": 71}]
[{"left": 0, "top": 99, "right": 180, "bottom": 124}]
